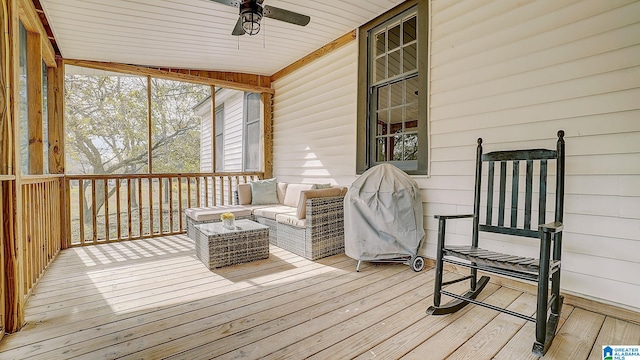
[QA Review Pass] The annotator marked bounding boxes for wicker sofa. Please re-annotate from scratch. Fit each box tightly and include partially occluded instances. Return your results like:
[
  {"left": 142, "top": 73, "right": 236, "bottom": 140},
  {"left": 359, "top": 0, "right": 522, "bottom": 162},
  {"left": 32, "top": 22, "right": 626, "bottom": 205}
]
[{"left": 185, "top": 181, "right": 346, "bottom": 260}]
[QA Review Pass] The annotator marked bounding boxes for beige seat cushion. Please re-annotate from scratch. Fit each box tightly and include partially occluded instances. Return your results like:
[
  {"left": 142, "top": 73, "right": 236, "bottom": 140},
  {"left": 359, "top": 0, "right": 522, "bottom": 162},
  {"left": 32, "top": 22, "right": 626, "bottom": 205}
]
[
  {"left": 296, "top": 187, "right": 344, "bottom": 219},
  {"left": 283, "top": 183, "right": 315, "bottom": 207},
  {"left": 184, "top": 206, "right": 252, "bottom": 222},
  {"left": 276, "top": 213, "right": 307, "bottom": 228},
  {"left": 253, "top": 205, "right": 297, "bottom": 220}
]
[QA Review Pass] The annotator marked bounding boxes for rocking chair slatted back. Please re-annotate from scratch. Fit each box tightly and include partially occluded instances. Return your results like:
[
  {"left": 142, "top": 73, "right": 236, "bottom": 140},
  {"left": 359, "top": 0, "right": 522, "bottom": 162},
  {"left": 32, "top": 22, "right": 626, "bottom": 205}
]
[
  {"left": 427, "top": 130, "right": 566, "bottom": 356},
  {"left": 477, "top": 147, "right": 562, "bottom": 241}
]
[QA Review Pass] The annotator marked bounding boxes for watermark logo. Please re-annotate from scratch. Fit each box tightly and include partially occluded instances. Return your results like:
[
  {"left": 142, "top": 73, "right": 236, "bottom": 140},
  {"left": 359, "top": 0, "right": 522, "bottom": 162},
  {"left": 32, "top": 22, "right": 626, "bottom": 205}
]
[{"left": 604, "top": 346, "right": 640, "bottom": 360}]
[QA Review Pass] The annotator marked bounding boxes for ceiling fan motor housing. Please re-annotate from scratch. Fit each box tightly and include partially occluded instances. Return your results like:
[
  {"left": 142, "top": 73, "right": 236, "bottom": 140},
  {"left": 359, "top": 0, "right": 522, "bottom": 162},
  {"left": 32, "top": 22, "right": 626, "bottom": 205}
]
[{"left": 240, "top": 0, "right": 263, "bottom": 35}]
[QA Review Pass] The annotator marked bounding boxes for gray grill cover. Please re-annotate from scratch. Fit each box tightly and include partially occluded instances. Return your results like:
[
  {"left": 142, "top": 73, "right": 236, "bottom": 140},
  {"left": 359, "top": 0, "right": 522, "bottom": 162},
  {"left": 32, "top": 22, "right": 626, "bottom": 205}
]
[{"left": 344, "top": 164, "right": 425, "bottom": 261}]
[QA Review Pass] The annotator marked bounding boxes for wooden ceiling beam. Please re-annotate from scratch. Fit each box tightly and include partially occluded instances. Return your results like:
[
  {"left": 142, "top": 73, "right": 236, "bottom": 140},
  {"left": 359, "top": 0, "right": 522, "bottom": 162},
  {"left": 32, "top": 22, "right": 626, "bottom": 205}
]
[
  {"left": 271, "top": 30, "right": 357, "bottom": 83},
  {"left": 64, "top": 59, "right": 274, "bottom": 94}
]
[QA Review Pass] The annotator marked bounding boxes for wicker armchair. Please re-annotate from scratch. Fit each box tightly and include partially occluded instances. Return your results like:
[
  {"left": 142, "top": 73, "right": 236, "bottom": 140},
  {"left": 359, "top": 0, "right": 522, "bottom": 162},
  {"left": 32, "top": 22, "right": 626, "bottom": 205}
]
[{"left": 275, "top": 196, "right": 345, "bottom": 260}]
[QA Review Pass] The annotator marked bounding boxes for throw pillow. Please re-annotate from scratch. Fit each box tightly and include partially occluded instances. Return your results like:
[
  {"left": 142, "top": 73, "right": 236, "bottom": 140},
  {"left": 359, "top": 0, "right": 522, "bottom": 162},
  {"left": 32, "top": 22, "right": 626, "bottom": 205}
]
[{"left": 250, "top": 178, "right": 279, "bottom": 205}]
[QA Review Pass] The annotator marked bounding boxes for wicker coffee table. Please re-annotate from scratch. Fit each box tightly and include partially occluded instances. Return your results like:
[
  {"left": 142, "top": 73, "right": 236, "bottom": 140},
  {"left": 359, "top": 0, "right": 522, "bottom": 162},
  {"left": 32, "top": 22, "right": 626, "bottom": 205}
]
[{"left": 194, "top": 219, "right": 269, "bottom": 269}]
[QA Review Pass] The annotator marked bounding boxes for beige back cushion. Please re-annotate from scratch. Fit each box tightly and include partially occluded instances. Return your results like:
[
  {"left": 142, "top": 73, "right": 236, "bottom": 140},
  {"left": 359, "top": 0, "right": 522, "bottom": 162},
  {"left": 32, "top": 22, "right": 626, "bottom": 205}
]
[
  {"left": 277, "top": 183, "right": 288, "bottom": 204},
  {"left": 237, "top": 183, "right": 252, "bottom": 205},
  {"left": 283, "top": 183, "right": 315, "bottom": 207},
  {"left": 296, "top": 187, "right": 343, "bottom": 219}
]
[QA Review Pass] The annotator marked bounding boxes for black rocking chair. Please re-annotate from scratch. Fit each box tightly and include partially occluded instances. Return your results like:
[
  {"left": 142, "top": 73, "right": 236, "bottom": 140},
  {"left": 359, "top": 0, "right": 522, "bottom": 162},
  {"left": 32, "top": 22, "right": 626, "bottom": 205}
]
[{"left": 427, "top": 130, "right": 565, "bottom": 356}]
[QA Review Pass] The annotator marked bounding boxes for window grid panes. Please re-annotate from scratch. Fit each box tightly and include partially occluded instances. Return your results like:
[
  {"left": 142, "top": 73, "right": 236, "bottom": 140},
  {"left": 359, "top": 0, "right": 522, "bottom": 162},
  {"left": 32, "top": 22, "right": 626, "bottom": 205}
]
[
  {"left": 372, "top": 14, "right": 418, "bottom": 86},
  {"left": 369, "top": 9, "right": 419, "bottom": 170}
]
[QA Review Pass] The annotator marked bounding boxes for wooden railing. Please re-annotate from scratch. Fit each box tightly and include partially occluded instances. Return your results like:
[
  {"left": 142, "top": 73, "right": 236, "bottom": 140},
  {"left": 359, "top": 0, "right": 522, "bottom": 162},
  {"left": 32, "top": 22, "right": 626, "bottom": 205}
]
[
  {"left": 20, "top": 175, "right": 64, "bottom": 298},
  {"left": 64, "top": 172, "right": 263, "bottom": 247}
]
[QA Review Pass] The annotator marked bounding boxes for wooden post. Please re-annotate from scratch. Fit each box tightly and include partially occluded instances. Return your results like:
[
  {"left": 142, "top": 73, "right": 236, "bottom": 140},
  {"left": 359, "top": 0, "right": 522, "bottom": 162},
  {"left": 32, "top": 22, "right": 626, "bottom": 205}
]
[
  {"left": 0, "top": 0, "right": 9, "bottom": 338},
  {"left": 26, "top": 30, "right": 42, "bottom": 174},
  {"left": 261, "top": 92, "right": 273, "bottom": 179},
  {"left": 0, "top": 181, "right": 5, "bottom": 338},
  {"left": 47, "top": 59, "right": 65, "bottom": 174},
  {"left": 5, "top": 0, "right": 25, "bottom": 333},
  {"left": 49, "top": 58, "right": 66, "bottom": 247},
  {"left": 210, "top": 87, "right": 215, "bottom": 176},
  {"left": 0, "top": 0, "right": 10, "bottom": 175},
  {"left": 147, "top": 76, "right": 152, "bottom": 174}
]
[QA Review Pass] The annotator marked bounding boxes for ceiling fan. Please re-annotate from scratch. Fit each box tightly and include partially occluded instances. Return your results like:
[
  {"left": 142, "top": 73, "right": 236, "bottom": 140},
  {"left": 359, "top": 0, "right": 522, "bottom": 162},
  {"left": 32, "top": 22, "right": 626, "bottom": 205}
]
[{"left": 210, "top": 0, "right": 311, "bottom": 36}]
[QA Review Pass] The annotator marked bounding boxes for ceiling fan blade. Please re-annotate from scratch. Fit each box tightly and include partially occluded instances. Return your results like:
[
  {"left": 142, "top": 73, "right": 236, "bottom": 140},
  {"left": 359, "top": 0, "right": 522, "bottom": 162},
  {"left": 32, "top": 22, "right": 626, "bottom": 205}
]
[
  {"left": 209, "top": 0, "right": 240, "bottom": 7},
  {"left": 232, "top": 17, "right": 245, "bottom": 36},
  {"left": 263, "top": 5, "right": 310, "bottom": 26}
]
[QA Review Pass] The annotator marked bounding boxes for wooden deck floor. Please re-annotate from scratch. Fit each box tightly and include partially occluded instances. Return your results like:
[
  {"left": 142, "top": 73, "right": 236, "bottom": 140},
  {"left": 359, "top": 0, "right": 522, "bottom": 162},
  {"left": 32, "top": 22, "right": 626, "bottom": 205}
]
[{"left": 0, "top": 235, "right": 638, "bottom": 359}]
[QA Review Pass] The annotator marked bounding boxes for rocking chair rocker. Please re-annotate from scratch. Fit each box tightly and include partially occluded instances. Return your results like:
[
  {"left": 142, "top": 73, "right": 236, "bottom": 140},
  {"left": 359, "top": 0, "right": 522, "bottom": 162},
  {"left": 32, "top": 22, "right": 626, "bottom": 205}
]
[{"left": 427, "top": 131, "right": 566, "bottom": 356}]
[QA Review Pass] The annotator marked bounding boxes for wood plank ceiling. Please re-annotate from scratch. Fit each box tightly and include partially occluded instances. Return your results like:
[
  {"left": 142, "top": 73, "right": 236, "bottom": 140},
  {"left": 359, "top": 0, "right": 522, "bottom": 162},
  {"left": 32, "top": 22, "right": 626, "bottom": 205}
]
[{"left": 38, "top": 0, "right": 406, "bottom": 76}]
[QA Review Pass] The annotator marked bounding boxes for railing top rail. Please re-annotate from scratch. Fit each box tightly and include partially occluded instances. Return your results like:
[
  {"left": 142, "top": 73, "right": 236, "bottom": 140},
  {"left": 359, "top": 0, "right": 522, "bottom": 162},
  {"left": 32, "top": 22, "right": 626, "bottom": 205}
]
[
  {"left": 0, "top": 175, "right": 16, "bottom": 181},
  {"left": 21, "top": 175, "right": 65, "bottom": 184},
  {"left": 64, "top": 172, "right": 264, "bottom": 180}
]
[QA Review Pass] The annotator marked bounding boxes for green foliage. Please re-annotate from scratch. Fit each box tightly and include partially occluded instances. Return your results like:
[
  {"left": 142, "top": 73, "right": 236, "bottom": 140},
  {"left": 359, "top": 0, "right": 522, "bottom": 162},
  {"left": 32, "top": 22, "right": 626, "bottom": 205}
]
[{"left": 64, "top": 73, "right": 210, "bottom": 175}]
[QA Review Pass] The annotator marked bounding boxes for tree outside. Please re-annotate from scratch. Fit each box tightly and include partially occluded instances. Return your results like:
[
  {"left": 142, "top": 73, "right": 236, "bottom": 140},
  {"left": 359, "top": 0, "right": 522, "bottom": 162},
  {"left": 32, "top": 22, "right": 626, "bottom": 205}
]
[{"left": 64, "top": 66, "right": 211, "bottom": 240}]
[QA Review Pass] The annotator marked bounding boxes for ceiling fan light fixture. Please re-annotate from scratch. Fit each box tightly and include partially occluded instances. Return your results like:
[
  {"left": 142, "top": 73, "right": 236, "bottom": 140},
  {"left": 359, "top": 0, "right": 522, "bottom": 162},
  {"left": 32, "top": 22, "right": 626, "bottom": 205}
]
[{"left": 240, "top": 3, "right": 262, "bottom": 35}]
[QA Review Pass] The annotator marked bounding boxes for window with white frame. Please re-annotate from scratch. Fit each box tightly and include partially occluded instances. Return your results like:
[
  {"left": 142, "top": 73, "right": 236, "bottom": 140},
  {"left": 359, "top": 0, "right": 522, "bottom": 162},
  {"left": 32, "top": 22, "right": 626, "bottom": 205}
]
[
  {"left": 215, "top": 105, "right": 224, "bottom": 172},
  {"left": 243, "top": 92, "right": 260, "bottom": 171}
]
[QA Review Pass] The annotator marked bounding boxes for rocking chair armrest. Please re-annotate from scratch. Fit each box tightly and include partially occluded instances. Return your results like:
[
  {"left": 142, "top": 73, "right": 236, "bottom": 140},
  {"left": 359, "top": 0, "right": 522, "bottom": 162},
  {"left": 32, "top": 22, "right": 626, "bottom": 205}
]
[
  {"left": 539, "top": 221, "right": 564, "bottom": 234},
  {"left": 434, "top": 214, "right": 475, "bottom": 220}
]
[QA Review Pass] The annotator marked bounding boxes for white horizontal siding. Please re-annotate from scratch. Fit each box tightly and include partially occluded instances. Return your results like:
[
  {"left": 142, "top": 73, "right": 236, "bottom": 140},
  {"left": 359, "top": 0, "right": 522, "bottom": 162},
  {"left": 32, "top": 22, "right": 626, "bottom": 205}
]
[
  {"left": 270, "top": 0, "right": 640, "bottom": 311},
  {"left": 272, "top": 41, "right": 358, "bottom": 186},
  {"left": 426, "top": 0, "right": 640, "bottom": 310}
]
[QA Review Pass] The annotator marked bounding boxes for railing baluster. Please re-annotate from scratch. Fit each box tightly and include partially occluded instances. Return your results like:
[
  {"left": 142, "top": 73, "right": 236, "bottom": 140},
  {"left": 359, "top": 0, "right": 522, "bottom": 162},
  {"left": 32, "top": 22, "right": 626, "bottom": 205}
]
[
  {"left": 204, "top": 177, "right": 209, "bottom": 207},
  {"left": 148, "top": 178, "right": 154, "bottom": 237},
  {"left": 168, "top": 178, "right": 174, "bottom": 233},
  {"left": 228, "top": 176, "right": 233, "bottom": 205},
  {"left": 178, "top": 177, "right": 184, "bottom": 232},
  {"left": 116, "top": 178, "right": 121, "bottom": 240},
  {"left": 187, "top": 177, "right": 192, "bottom": 209},
  {"left": 104, "top": 179, "right": 109, "bottom": 241},
  {"left": 196, "top": 177, "right": 201, "bottom": 208},
  {"left": 91, "top": 179, "right": 97, "bottom": 243},
  {"left": 24, "top": 186, "right": 31, "bottom": 291},
  {"left": 213, "top": 176, "right": 217, "bottom": 206},
  {"left": 138, "top": 178, "right": 143, "bottom": 239},
  {"left": 127, "top": 178, "right": 132, "bottom": 240},
  {"left": 159, "top": 177, "right": 164, "bottom": 235},
  {"left": 79, "top": 179, "right": 85, "bottom": 245}
]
